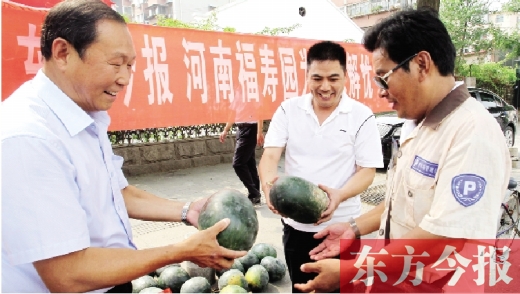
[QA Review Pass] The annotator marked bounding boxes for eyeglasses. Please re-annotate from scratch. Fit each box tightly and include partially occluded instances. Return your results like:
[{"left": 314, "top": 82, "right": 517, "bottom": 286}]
[{"left": 373, "top": 53, "right": 418, "bottom": 90}]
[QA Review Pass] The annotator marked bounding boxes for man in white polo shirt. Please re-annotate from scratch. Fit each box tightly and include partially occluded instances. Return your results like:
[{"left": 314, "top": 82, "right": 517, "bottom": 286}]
[{"left": 259, "top": 41, "right": 384, "bottom": 292}]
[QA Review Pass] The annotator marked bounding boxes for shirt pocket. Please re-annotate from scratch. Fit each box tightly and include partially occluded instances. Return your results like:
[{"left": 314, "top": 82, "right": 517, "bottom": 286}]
[{"left": 404, "top": 174, "right": 436, "bottom": 228}]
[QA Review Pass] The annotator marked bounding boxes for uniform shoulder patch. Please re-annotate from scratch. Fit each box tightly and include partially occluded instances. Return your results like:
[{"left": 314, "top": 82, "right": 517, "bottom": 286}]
[{"left": 451, "top": 174, "right": 487, "bottom": 207}]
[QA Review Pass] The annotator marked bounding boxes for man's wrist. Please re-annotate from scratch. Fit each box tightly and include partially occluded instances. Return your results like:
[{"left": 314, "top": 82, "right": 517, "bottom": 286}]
[
  {"left": 347, "top": 217, "right": 361, "bottom": 238},
  {"left": 181, "top": 202, "right": 192, "bottom": 226}
]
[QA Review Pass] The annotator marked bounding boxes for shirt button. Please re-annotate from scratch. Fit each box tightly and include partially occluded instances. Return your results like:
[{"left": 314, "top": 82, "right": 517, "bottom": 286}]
[
  {"left": 408, "top": 191, "right": 413, "bottom": 197},
  {"left": 379, "top": 229, "right": 385, "bottom": 236},
  {"left": 397, "top": 151, "right": 402, "bottom": 158}
]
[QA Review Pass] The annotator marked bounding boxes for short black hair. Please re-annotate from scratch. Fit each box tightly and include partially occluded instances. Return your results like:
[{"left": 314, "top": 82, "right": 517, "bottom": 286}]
[
  {"left": 363, "top": 8, "right": 456, "bottom": 76},
  {"left": 307, "top": 41, "right": 347, "bottom": 72},
  {"left": 41, "top": 0, "right": 126, "bottom": 60}
]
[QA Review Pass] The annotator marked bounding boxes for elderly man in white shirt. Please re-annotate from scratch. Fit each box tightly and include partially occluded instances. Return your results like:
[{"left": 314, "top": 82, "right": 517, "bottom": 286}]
[
  {"left": 259, "top": 40, "right": 384, "bottom": 292},
  {"left": 1, "top": 1, "right": 245, "bottom": 292}
]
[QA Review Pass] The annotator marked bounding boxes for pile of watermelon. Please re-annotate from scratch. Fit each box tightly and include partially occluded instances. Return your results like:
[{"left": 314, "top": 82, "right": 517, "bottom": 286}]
[
  {"left": 131, "top": 243, "right": 287, "bottom": 293},
  {"left": 216, "top": 243, "right": 287, "bottom": 293}
]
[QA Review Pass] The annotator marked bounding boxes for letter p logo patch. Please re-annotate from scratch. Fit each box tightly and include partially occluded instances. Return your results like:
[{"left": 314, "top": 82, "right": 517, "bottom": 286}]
[
  {"left": 463, "top": 181, "right": 476, "bottom": 196},
  {"left": 452, "top": 174, "right": 487, "bottom": 207}
]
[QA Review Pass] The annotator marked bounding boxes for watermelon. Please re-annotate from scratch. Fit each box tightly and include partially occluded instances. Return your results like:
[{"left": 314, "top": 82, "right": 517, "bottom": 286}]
[
  {"left": 237, "top": 252, "right": 259, "bottom": 271},
  {"left": 220, "top": 284, "right": 248, "bottom": 293},
  {"left": 139, "top": 287, "right": 163, "bottom": 293},
  {"left": 269, "top": 175, "right": 330, "bottom": 223},
  {"left": 245, "top": 264, "right": 269, "bottom": 292},
  {"left": 198, "top": 189, "right": 259, "bottom": 250},
  {"left": 157, "top": 266, "right": 190, "bottom": 292},
  {"left": 132, "top": 275, "right": 158, "bottom": 293},
  {"left": 217, "top": 269, "right": 249, "bottom": 290},
  {"left": 155, "top": 264, "right": 180, "bottom": 276},
  {"left": 250, "top": 243, "right": 277, "bottom": 260},
  {"left": 179, "top": 277, "right": 211, "bottom": 293},
  {"left": 260, "top": 256, "right": 286, "bottom": 282},
  {"left": 217, "top": 259, "right": 245, "bottom": 276}
]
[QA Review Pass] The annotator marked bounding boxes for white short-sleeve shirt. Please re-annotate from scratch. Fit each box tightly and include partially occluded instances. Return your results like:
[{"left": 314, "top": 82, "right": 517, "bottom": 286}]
[
  {"left": 1, "top": 70, "right": 135, "bottom": 292},
  {"left": 264, "top": 91, "right": 384, "bottom": 232}
]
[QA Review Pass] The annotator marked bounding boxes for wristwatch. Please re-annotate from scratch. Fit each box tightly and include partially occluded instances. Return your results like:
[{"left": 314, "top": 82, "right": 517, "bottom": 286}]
[
  {"left": 181, "top": 202, "right": 192, "bottom": 226},
  {"left": 347, "top": 217, "right": 361, "bottom": 238}
]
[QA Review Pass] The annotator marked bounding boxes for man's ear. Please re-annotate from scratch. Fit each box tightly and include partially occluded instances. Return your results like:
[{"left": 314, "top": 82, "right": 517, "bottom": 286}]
[
  {"left": 416, "top": 51, "right": 432, "bottom": 82},
  {"left": 50, "top": 37, "right": 73, "bottom": 69}
]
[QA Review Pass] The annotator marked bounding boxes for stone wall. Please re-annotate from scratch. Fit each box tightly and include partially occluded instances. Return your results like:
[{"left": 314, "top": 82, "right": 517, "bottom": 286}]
[{"left": 113, "top": 135, "right": 262, "bottom": 177}]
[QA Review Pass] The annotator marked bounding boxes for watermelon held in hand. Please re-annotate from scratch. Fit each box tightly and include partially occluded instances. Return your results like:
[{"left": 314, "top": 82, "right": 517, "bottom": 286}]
[
  {"left": 157, "top": 266, "right": 190, "bottom": 292},
  {"left": 269, "top": 175, "right": 330, "bottom": 224},
  {"left": 179, "top": 277, "right": 211, "bottom": 293},
  {"left": 198, "top": 189, "right": 259, "bottom": 251}
]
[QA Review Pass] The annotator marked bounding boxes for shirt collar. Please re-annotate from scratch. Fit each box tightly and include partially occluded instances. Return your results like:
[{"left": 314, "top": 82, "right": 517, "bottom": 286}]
[
  {"left": 34, "top": 70, "right": 110, "bottom": 136},
  {"left": 298, "top": 90, "right": 353, "bottom": 114},
  {"left": 422, "top": 81, "right": 469, "bottom": 129}
]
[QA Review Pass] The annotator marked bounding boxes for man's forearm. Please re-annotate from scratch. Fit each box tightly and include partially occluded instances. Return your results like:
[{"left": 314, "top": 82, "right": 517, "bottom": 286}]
[
  {"left": 224, "top": 122, "right": 233, "bottom": 132},
  {"left": 258, "top": 149, "right": 282, "bottom": 196},
  {"left": 122, "top": 185, "right": 184, "bottom": 222},
  {"left": 34, "top": 245, "right": 187, "bottom": 293},
  {"left": 257, "top": 120, "right": 263, "bottom": 132},
  {"left": 338, "top": 167, "right": 376, "bottom": 201},
  {"left": 356, "top": 202, "right": 385, "bottom": 236}
]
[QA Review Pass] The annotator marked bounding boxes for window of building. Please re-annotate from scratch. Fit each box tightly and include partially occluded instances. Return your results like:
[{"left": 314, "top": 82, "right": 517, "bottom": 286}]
[{"left": 495, "top": 14, "right": 504, "bottom": 23}]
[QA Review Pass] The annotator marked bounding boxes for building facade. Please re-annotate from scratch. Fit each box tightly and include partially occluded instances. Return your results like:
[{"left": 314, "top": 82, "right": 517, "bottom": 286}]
[{"left": 113, "top": 0, "right": 238, "bottom": 25}]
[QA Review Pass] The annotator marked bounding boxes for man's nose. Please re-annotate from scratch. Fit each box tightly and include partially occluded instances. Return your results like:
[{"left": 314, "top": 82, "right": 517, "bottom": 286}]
[
  {"left": 320, "top": 80, "right": 331, "bottom": 91},
  {"left": 117, "top": 65, "right": 133, "bottom": 86},
  {"left": 378, "top": 87, "right": 388, "bottom": 98}
]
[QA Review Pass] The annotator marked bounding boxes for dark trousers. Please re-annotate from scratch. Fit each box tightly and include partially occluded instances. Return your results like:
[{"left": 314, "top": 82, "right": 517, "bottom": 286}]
[
  {"left": 282, "top": 221, "right": 360, "bottom": 293},
  {"left": 232, "top": 123, "right": 260, "bottom": 199},
  {"left": 106, "top": 281, "right": 132, "bottom": 293}
]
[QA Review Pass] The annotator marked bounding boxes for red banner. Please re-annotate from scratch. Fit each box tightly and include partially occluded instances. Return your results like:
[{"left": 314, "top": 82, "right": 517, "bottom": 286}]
[
  {"left": 2, "top": 1, "right": 390, "bottom": 131},
  {"left": 7, "top": 0, "right": 113, "bottom": 8}
]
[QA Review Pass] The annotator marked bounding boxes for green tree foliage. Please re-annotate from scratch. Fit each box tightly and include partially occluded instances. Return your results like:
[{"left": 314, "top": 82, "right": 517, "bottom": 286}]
[
  {"left": 440, "top": 0, "right": 496, "bottom": 73},
  {"left": 254, "top": 23, "right": 302, "bottom": 36},
  {"left": 157, "top": 11, "right": 221, "bottom": 31},
  {"left": 503, "top": 0, "right": 520, "bottom": 12},
  {"left": 458, "top": 62, "right": 517, "bottom": 86}
]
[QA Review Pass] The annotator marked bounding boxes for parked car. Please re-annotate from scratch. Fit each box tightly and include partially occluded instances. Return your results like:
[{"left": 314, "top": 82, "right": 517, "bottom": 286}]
[
  {"left": 468, "top": 87, "right": 517, "bottom": 147},
  {"left": 375, "top": 87, "right": 518, "bottom": 168},
  {"left": 375, "top": 111, "right": 405, "bottom": 168}
]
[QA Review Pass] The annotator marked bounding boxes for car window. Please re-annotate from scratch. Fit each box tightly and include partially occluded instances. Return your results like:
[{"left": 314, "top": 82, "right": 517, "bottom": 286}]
[
  {"left": 494, "top": 96, "right": 503, "bottom": 107},
  {"left": 479, "top": 92, "right": 497, "bottom": 109},
  {"left": 470, "top": 92, "right": 478, "bottom": 99}
]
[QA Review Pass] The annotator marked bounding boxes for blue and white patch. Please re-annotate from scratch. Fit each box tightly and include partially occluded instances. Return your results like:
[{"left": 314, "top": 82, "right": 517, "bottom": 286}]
[
  {"left": 451, "top": 174, "right": 487, "bottom": 207},
  {"left": 411, "top": 156, "right": 438, "bottom": 178}
]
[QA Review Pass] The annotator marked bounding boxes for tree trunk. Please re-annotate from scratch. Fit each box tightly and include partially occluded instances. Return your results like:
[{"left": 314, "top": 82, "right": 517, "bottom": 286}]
[{"left": 416, "top": 0, "right": 440, "bottom": 12}]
